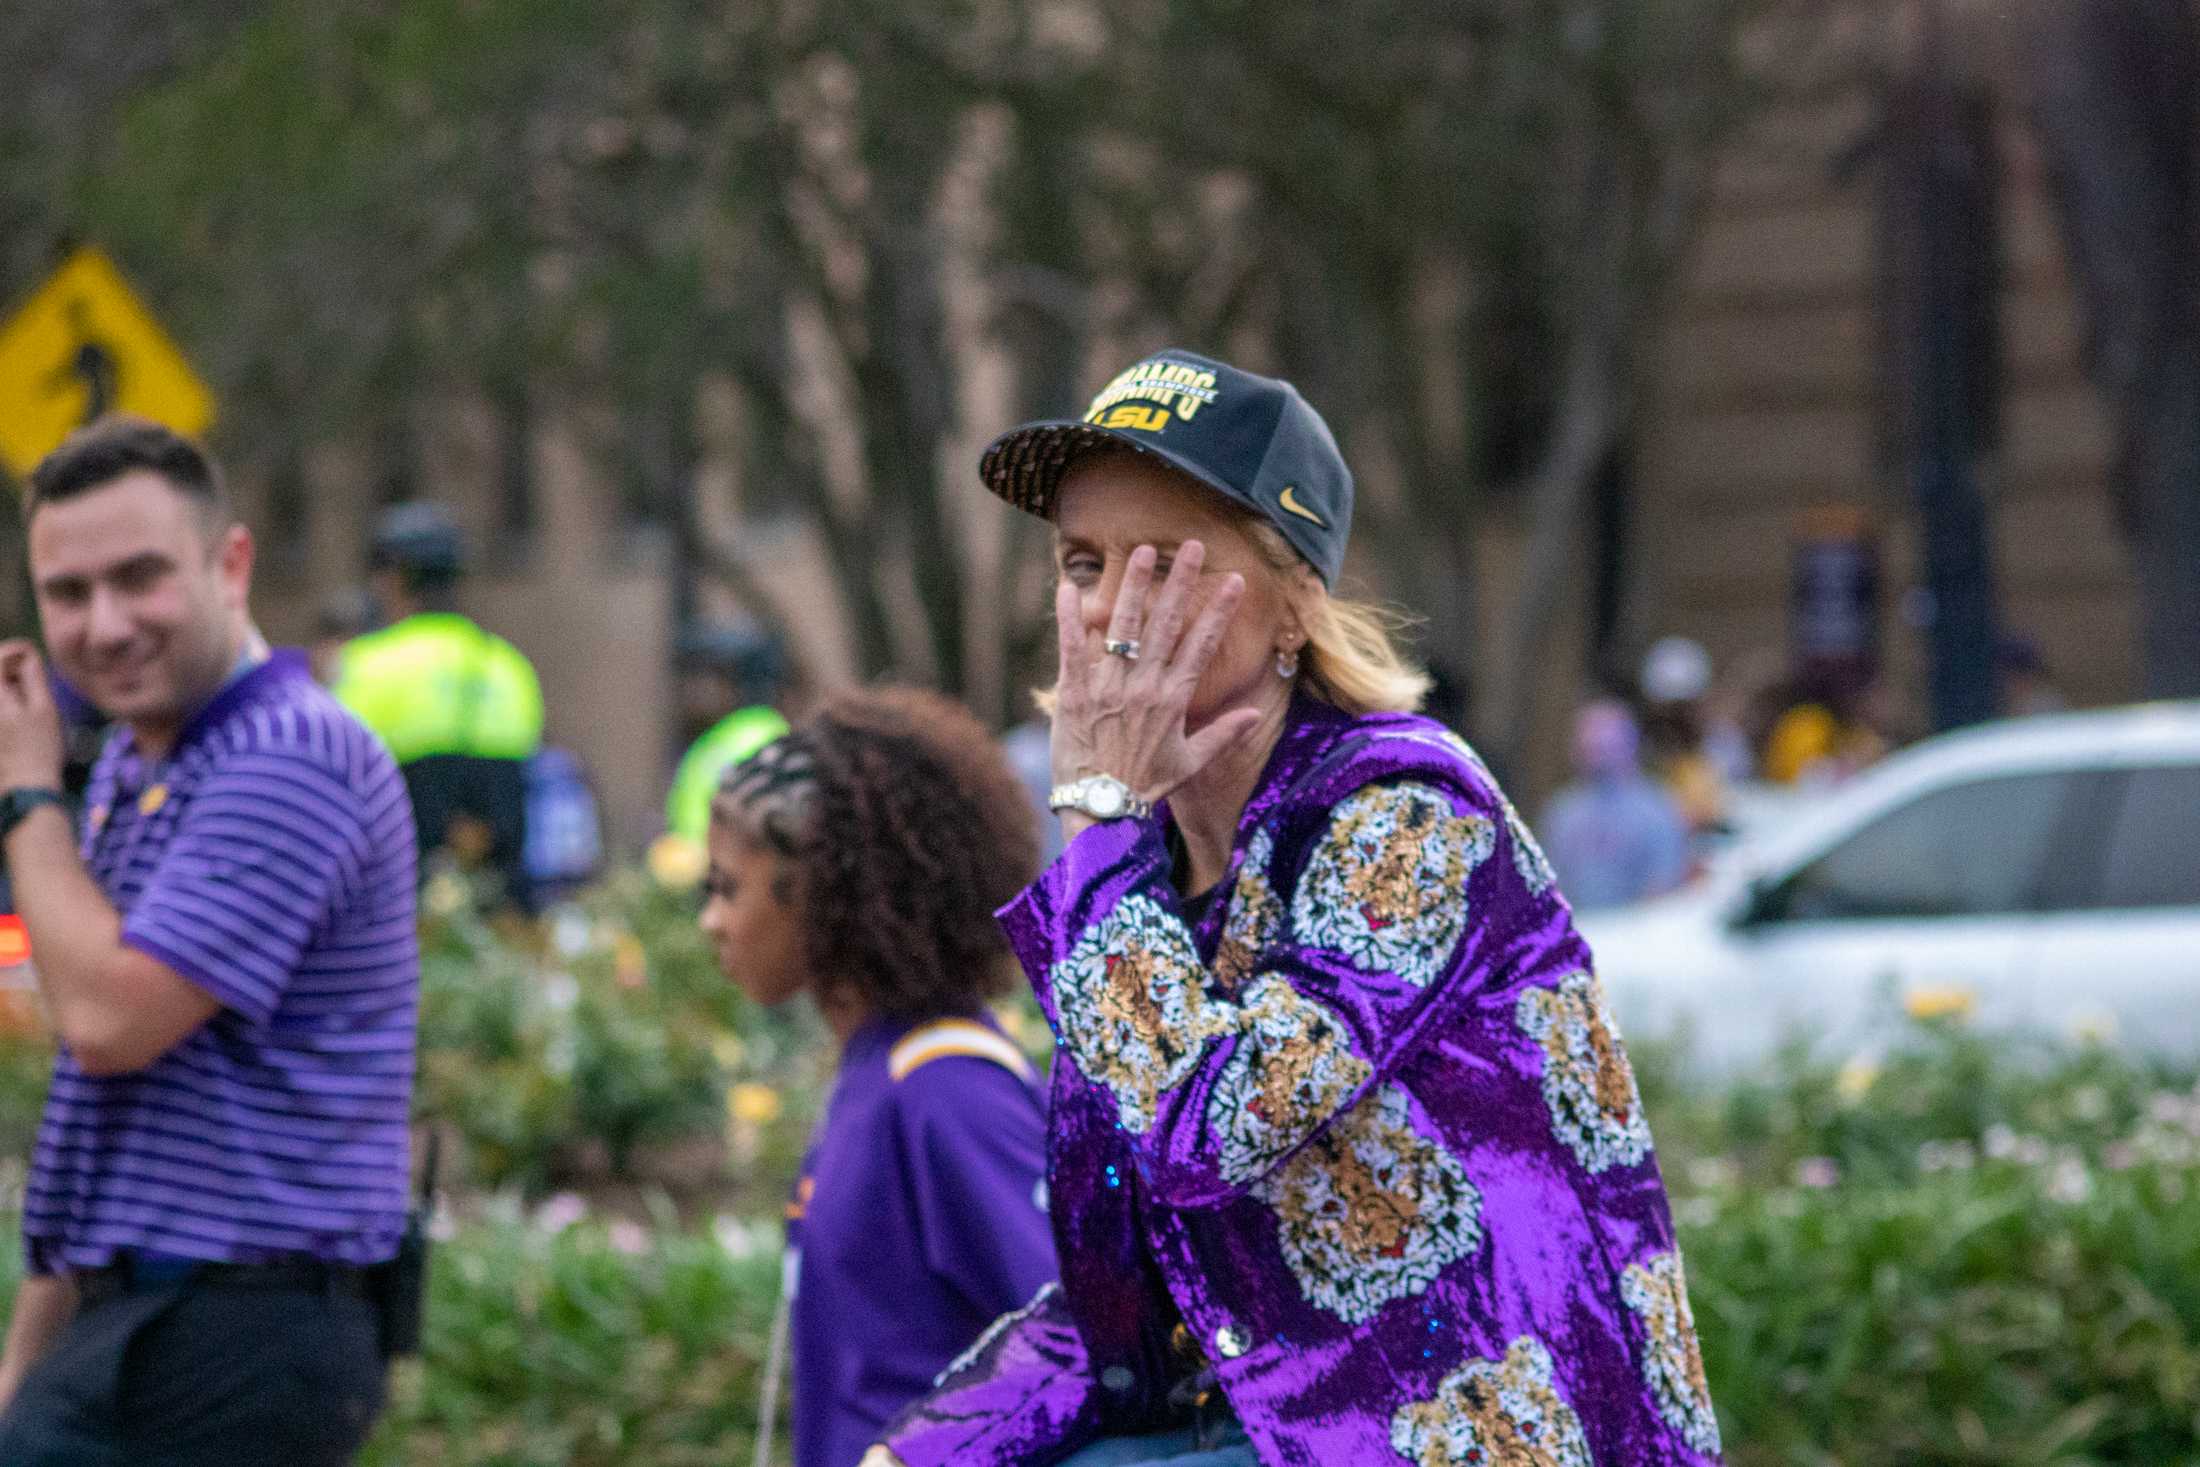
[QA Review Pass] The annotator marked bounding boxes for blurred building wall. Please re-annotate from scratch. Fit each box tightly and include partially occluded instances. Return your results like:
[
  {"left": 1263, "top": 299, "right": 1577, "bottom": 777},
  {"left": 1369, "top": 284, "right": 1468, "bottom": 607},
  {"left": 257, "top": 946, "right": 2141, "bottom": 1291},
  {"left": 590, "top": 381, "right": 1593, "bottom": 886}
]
[{"left": 1626, "top": 11, "right": 2133, "bottom": 732}]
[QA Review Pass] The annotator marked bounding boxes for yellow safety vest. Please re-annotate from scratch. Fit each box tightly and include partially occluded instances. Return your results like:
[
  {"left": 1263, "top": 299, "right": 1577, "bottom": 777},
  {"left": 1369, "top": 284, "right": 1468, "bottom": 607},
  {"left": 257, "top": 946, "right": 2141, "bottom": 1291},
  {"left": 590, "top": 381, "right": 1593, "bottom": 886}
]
[{"left": 333, "top": 613, "right": 544, "bottom": 764}]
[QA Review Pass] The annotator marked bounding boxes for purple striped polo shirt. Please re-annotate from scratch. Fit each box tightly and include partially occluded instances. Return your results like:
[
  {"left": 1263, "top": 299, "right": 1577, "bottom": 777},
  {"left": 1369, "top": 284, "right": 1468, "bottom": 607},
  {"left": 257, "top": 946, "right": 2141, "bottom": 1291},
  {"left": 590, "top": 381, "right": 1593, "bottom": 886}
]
[{"left": 22, "top": 651, "right": 419, "bottom": 1275}]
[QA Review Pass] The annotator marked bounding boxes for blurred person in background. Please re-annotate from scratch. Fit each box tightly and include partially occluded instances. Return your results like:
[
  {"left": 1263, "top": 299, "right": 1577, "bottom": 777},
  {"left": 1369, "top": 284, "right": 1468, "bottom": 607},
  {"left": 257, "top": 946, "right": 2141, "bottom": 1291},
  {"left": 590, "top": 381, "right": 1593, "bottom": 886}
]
[
  {"left": 518, "top": 743, "right": 604, "bottom": 910},
  {"left": 0, "top": 418, "right": 415, "bottom": 1465},
  {"left": 1637, "top": 636, "right": 1744, "bottom": 838},
  {"left": 334, "top": 503, "right": 542, "bottom": 906},
  {"left": 871, "top": 350, "right": 1720, "bottom": 1467},
  {"left": 664, "top": 620, "right": 791, "bottom": 846},
  {"left": 1761, "top": 669, "right": 1892, "bottom": 788},
  {"left": 700, "top": 687, "right": 1054, "bottom": 1467},
  {"left": 1997, "top": 633, "right": 2067, "bottom": 717},
  {"left": 1541, "top": 697, "right": 1692, "bottom": 910}
]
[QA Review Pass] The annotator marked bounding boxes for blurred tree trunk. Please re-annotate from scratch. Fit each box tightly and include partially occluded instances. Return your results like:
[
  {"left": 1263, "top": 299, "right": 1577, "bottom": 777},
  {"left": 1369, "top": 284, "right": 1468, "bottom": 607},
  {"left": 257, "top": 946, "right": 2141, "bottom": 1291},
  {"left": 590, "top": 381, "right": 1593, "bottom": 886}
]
[
  {"left": 1878, "top": 10, "right": 2004, "bottom": 730},
  {"left": 2019, "top": 0, "right": 2200, "bottom": 698},
  {"left": 1486, "top": 86, "right": 1725, "bottom": 778}
]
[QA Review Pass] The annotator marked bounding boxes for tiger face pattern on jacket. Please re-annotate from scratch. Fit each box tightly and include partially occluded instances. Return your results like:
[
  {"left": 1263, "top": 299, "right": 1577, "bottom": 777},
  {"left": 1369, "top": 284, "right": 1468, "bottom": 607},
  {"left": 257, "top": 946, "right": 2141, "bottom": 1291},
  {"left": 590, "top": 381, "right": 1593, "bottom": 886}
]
[
  {"left": 1293, "top": 781, "right": 1494, "bottom": 991},
  {"left": 1210, "top": 974, "right": 1373, "bottom": 1183},
  {"left": 1390, "top": 1335, "right": 1594, "bottom": 1467},
  {"left": 1257, "top": 1083, "right": 1483, "bottom": 1325},
  {"left": 1051, "top": 893, "right": 1234, "bottom": 1134},
  {"left": 1516, "top": 970, "right": 1652, "bottom": 1174}
]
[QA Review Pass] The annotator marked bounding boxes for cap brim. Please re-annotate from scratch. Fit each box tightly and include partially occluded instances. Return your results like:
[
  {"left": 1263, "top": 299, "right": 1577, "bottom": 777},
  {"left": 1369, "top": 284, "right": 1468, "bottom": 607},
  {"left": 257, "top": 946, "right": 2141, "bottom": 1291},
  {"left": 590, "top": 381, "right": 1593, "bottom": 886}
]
[{"left": 979, "top": 420, "right": 1256, "bottom": 526}]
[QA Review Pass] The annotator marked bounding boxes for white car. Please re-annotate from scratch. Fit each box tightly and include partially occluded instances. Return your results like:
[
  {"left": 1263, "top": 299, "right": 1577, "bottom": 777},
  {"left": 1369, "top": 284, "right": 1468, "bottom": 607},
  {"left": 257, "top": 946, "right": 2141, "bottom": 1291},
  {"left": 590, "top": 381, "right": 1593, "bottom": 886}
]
[{"left": 1574, "top": 702, "right": 2200, "bottom": 1072}]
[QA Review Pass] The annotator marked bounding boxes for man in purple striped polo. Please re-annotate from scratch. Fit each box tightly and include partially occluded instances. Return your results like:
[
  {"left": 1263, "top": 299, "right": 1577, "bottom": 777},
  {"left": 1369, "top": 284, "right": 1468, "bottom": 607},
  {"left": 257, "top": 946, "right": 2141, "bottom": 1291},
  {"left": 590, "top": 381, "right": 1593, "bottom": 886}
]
[{"left": 0, "top": 417, "right": 417, "bottom": 1465}]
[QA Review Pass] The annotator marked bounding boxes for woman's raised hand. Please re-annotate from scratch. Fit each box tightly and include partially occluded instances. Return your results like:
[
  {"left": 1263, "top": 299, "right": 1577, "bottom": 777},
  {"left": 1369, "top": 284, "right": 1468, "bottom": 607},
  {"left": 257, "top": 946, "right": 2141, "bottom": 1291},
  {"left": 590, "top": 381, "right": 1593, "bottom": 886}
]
[{"left": 1050, "top": 540, "right": 1266, "bottom": 805}]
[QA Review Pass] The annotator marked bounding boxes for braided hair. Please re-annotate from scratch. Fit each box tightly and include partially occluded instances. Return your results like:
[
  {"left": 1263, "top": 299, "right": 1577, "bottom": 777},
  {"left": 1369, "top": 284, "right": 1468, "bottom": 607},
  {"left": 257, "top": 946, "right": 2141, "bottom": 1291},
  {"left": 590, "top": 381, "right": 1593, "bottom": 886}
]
[{"left": 712, "top": 687, "right": 1041, "bottom": 1021}]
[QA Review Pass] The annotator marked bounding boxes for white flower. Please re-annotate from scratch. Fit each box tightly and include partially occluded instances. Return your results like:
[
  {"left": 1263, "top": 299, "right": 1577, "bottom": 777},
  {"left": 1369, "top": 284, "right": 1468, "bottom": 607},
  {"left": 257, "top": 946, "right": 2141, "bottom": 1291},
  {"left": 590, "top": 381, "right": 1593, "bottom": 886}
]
[
  {"left": 2146, "top": 1091, "right": 2199, "bottom": 1133},
  {"left": 551, "top": 910, "right": 594, "bottom": 959},
  {"left": 608, "top": 1220, "right": 650, "bottom": 1256},
  {"left": 1687, "top": 1156, "right": 1739, "bottom": 1191},
  {"left": 2068, "top": 1085, "right": 2109, "bottom": 1124},
  {"left": 1918, "top": 1140, "right": 1976, "bottom": 1174},
  {"left": 533, "top": 1192, "right": 589, "bottom": 1233},
  {"left": 2044, "top": 1155, "right": 2093, "bottom": 1205},
  {"left": 713, "top": 1214, "right": 776, "bottom": 1260},
  {"left": 542, "top": 972, "right": 581, "bottom": 1013},
  {"left": 1794, "top": 1156, "right": 1840, "bottom": 1189}
]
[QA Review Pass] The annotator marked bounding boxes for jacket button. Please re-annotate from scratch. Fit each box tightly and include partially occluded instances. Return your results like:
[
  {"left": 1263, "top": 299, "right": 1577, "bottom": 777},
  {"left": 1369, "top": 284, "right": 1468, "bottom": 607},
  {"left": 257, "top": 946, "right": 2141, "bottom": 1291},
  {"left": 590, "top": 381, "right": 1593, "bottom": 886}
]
[
  {"left": 1100, "top": 1366, "right": 1136, "bottom": 1393},
  {"left": 1213, "top": 1325, "right": 1251, "bottom": 1359}
]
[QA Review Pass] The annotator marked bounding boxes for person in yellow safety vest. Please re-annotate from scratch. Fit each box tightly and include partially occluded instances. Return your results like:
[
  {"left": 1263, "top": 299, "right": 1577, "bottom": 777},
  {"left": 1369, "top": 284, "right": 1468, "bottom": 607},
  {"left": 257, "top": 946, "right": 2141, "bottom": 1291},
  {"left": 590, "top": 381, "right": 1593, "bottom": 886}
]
[
  {"left": 334, "top": 503, "right": 544, "bottom": 905},
  {"left": 664, "top": 622, "right": 790, "bottom": 845}
]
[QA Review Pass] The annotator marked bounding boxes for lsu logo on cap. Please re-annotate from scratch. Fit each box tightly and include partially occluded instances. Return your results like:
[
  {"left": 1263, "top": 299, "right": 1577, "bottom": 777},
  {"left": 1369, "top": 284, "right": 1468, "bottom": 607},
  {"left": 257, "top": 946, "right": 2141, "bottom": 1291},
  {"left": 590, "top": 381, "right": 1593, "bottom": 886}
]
[
  {"left": 1082, "top": 357, "right": 1220, "bottom": 435},
  {"left": 1093, "top": 403, "right": 1172, "bottom": 433}
]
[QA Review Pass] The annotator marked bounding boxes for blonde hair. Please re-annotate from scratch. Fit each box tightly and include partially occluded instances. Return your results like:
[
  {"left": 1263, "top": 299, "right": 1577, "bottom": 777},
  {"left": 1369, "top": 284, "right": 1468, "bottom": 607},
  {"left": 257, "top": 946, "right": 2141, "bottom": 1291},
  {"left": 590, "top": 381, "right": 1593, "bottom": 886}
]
[
  {"left": 1244, "top": 521, "right": 1430, "bottom": 716},
  {"left": 1033, "top": 509, "right": 1430, "bottom": 718}
]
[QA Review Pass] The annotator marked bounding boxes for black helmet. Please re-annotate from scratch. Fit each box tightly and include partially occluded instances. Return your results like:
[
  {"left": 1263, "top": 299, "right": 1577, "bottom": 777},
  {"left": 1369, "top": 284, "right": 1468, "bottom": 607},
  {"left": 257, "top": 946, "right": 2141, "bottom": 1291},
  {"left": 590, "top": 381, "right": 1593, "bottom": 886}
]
[{"left": 368, "top": 502, "right": 466, "bottom": 584}]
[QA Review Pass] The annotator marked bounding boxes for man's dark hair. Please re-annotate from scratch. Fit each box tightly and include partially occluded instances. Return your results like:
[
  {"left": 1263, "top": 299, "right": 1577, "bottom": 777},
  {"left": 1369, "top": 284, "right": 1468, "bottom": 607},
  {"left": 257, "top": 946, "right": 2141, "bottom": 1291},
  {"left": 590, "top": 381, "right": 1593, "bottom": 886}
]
[
  {"left": 715, "top": 687, "right": 1040, "bottom": 1022},
  {"left": 26, "top": 415, "right": 230, "bottom": 524}
]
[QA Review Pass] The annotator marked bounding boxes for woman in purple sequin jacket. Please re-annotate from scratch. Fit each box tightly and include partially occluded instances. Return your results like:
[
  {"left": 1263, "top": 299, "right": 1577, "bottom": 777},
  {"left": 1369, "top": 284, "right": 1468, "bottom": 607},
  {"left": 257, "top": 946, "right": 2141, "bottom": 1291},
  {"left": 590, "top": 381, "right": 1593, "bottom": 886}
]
[{"left": 867, "top": 350, "right": 1724, "bottom": 1467}]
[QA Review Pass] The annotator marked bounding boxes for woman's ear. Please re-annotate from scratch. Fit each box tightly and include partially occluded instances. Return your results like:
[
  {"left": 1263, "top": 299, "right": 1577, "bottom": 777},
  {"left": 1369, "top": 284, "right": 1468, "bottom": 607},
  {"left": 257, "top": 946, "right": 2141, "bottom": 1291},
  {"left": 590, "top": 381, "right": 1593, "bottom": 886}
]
[{"left": 1282, "top": 564, "right": 1323, "bottom": 654}]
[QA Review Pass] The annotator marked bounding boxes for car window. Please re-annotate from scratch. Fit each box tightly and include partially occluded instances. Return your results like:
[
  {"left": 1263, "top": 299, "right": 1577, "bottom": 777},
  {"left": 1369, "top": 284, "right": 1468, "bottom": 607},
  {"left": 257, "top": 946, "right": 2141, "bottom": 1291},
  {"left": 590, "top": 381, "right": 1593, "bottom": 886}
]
[
  {"left": 2087, "top": 765, "right": 2200, "bottom": 910},
  {"left": 1760, "top": 771, "right": 2076, "bottom": 922}
]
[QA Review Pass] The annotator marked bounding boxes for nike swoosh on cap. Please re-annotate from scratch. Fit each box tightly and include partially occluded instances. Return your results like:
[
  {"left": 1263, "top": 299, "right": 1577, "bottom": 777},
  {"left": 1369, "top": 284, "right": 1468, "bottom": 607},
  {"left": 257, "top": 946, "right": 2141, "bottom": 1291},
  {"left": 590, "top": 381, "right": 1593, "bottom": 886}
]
[{"left": 1278, "top": 485, "right": 1327, "bottom": 527}]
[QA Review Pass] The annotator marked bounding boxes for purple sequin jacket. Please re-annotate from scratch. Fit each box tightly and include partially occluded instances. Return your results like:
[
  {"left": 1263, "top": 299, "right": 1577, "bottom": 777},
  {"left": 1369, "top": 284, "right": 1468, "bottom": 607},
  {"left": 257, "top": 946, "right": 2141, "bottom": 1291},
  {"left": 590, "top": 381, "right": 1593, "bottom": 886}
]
[{"left": 872, "top": 698, "right": 1723, "bottom": 1466}]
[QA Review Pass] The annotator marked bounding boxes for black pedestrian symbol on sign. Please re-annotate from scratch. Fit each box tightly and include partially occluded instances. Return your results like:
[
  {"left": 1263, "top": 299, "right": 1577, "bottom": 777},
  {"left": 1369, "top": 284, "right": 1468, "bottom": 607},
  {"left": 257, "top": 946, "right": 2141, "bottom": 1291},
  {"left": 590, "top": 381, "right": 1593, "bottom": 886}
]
[{"left": 45, "top": 299, "right": 120, "bottom": 424}]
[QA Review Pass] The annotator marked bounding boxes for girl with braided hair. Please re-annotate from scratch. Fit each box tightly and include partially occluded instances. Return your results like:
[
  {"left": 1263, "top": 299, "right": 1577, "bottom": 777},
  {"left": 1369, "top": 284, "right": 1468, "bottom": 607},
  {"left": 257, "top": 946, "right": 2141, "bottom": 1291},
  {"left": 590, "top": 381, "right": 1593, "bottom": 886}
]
[{"left": 699, "top": 687, "right": 1057, "bottom": 1467}]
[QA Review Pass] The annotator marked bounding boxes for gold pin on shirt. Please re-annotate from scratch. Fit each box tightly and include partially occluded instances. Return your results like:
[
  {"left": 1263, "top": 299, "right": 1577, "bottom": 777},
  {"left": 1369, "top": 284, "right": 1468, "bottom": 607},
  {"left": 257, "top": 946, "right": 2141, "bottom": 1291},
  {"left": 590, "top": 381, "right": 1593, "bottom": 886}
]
[{"left": 138, "top": 785, "right": 169, "bottom": 818}]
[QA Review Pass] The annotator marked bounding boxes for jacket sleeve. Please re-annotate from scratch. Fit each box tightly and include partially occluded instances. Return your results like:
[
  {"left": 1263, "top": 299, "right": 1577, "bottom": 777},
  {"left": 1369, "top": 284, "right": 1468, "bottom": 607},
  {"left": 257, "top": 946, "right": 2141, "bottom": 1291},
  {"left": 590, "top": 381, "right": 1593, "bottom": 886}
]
[
  {"left": 999, "top": 739, "right": 1573, "bottom": 1210},
  {"left": 871, "top": 1282, "right": 1103, "bottom": 1467}
]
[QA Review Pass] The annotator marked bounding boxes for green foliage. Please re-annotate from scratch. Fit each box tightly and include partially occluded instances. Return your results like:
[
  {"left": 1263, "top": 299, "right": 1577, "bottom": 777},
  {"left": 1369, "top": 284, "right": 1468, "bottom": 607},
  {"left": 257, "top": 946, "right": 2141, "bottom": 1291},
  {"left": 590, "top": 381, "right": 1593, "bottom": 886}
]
[
  {"left": 415, "top": 867, "right": 830, "bottom": 1200},
  {"left": 1690, "top": 1165, "right": 2200, "bottom": 1464},
  {"left": 1643, "top": 1019, "right": 2200, "bottom": 1464},
  {"left": 0, "top": 1032, "right": 53, "bottom": 1164},
  {"left": 361, "top": 1214, "right": 789, "bottom": 1467}
]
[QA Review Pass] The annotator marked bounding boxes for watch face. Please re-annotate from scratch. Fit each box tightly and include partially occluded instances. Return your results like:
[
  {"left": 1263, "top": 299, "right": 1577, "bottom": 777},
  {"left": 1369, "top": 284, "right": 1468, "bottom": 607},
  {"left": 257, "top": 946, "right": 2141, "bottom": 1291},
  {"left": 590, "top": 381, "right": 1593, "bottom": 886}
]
[{"left": 1087, "top": 781, "right": 1127, "bottom": 817}]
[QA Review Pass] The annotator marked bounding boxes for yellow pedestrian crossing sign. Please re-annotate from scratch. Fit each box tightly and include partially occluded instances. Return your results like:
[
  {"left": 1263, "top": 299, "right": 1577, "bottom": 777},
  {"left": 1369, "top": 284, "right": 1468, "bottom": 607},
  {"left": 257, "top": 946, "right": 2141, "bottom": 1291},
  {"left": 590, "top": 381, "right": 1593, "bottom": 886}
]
[{"left": 0, "top": 246, "right": 216, "bottom": 481}]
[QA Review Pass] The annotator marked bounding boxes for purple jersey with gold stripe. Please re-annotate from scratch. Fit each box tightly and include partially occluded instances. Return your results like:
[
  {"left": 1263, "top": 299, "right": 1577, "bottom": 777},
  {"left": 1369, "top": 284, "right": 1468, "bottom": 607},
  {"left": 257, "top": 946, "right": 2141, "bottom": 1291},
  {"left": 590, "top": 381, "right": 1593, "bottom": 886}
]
[{"left": 788, "top": 1013, "right": 1054, "bottom": 1467}]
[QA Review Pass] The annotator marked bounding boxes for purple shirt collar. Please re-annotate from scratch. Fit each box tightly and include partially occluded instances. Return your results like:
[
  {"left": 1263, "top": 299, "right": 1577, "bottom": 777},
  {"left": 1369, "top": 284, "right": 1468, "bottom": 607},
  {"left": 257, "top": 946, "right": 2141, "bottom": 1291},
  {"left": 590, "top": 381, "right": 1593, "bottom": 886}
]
[{"left": 113, "top": 649, "right": 312, "bottom": 765}]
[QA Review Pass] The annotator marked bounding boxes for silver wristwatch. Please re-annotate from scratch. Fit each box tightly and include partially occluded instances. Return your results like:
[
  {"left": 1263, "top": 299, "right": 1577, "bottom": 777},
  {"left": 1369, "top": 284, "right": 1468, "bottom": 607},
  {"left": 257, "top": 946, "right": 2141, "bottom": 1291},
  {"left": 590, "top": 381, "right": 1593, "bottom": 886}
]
[{"left": 1048, "top": 775, "right": 1154, "bottom": 822}]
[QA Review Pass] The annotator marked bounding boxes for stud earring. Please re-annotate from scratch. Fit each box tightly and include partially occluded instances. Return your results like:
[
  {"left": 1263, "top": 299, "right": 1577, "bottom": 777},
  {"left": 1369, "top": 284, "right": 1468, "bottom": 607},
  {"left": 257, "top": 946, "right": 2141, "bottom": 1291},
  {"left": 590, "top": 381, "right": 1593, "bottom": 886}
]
[{"left": 1276, "top": 648, "right": 1301, "bottom": 679}]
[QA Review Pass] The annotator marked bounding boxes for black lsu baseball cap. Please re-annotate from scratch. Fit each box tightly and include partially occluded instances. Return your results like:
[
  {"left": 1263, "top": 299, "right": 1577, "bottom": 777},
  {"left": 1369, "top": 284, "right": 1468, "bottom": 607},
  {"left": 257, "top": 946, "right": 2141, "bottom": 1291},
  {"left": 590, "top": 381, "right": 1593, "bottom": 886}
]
[{"left": 979, "top": 349, "right": 1353, "bottom": 585}]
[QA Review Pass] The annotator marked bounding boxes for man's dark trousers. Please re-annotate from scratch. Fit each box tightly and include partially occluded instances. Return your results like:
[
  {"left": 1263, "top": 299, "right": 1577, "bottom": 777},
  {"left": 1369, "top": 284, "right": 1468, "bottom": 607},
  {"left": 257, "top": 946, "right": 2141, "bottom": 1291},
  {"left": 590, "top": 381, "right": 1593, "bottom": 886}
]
[{"left": 0, "top": 1277, "right": 384, "bottom": 1465}]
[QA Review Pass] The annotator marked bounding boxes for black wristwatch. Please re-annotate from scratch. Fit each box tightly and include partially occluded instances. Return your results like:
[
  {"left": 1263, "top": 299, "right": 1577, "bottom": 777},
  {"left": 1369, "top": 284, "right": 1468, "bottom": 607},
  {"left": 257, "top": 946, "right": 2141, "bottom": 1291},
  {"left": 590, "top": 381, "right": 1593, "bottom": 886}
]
[{"left": 0, "top": 788, "right": 66, "bottom": 841}]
